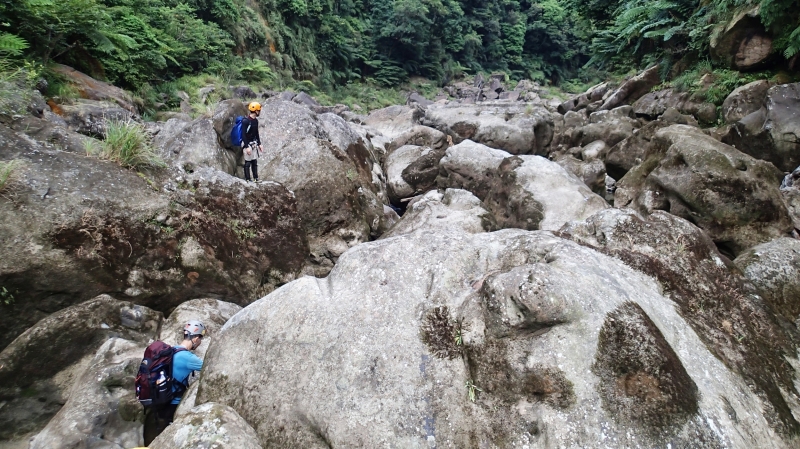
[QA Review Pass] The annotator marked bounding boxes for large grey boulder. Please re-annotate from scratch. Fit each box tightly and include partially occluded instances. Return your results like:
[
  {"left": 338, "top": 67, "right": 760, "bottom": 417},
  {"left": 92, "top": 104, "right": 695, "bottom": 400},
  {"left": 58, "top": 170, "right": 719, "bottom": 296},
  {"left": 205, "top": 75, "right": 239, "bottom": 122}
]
[
  {"left": 633, "top": 88, "right": 717, "bottom": 124},
  {"left": 150, "top": 403, "right": 262, "bottom": 449},
  {"left": 734, "top": 238, "right": 800, "bottom": 324},
  {"left": 616, "top": 125, "right": 793, "bottom": 256},
  {"left": 29, "top": 338, "right": 146, "bottom": 449},
  {"left": 212, "top": 99, "right": 248, "bottom": 150},
  {"left": 55, "top": 99, "right": 136, "bottom": 137},
  {"left": 381, "top": 189, "right": 496, "bottom": 238},
  {"left": 605, "top": 119, "right": 667, "bottom": 180},
  {"left": 0, "top": 296, "right": 161, "bottom": 444},
  {"left": 710, "top": 7, "right": 773, "bottom": 70},
  {"left": 257, "top": 136, "right": 372, "bottom": 275},
  {"left": 554, "top": 154, "right": 607, "bottom": 195},
  {"left": 722, "top": 80, "right": 773, "bottom": 124},
  {"left": 723, "top": 83, "right": 800, "bottom": 172},
  {"left": 422, "top": 102, "right": 554, "bottom": 155},
  {"left": 196, "top": 228, "right": 794, "bottom": 447},
  {"left": 363, "top": 105, "right": 423, "bottom": 139},
  {"left": 9, "top": 115, "right": 96, "bottom": 154},
  {"left": 783, "top": 166, "right": 800, "bottom": 230},
  {"left": 151, "top": 117, "right": 239, "bottom": 175},
  {"left": 569, "top": 106, "right": 638, "bottom": 148},
  {"left": 384, "top": 144, "right": 444, "bottom": 202},
  {"left": 559, "top": 208, "right": 800, "bottom": 435},
  {"left": 599, "top": 65, "right": 661, "bottom": 111},
  {"left": 0, "top": 123, "right": 308, "bottom": 349},
  {"left": 557, "top": 82, "right": 610, "bottom": 114},
  {"left": 438, "top": 140, "right": 608, "bottom": 230}
]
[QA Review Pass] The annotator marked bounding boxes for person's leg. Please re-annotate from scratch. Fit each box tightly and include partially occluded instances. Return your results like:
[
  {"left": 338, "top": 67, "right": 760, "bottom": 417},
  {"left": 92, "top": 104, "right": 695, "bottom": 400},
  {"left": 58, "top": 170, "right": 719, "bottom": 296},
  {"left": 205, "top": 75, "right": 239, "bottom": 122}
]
[
  {"left": 252, "top": 158, "right": 259, "bottom": 182},
  {"left": 244, "top": 160, "right": 252, "bottom": 181},
  {"left": 143, "top": 406, "right": 159, "bottom": 445},
  {"left": 148, "top": 404, "right": 178, "bottom": 442}
]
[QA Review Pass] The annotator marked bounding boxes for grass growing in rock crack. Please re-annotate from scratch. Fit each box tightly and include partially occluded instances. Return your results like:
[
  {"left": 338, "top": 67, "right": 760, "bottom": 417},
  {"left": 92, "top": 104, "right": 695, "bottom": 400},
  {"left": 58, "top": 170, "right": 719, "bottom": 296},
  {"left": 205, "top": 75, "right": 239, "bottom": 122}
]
[
  {"left": 87, "top": 120, "right": 165, "bottom": 169},
  {"left": 0, "top": 159, "right": 23, "bottom": 198}
]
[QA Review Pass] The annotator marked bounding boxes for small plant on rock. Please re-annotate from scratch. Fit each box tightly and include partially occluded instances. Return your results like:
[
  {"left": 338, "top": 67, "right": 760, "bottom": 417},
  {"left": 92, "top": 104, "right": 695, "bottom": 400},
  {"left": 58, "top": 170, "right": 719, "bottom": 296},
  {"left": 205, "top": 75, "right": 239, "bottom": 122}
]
[
  {"left": 93, "top": 120, "right": 165, "bottom": 169},
  {"left": 0, "top": 159, "right": 23, "bottom": 199}
]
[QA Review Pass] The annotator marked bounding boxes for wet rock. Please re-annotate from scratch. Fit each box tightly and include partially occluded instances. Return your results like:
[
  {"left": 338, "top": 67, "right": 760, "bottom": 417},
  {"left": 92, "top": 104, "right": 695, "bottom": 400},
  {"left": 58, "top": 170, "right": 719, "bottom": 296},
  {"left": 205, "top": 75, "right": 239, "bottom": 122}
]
[
  {"left": 150, "top": 403, "right": 262, "bottom": 449},
  {"left": 293, "top": 91, "right": 320, "bottom": 108}
]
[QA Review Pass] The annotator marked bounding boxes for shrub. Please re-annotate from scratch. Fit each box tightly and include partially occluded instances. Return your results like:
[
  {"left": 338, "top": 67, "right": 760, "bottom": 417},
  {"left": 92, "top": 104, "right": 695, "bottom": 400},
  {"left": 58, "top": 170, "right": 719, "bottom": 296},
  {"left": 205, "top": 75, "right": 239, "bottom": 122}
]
[{"left": 91, "top": 120, "right": 165, "bottom": 169}]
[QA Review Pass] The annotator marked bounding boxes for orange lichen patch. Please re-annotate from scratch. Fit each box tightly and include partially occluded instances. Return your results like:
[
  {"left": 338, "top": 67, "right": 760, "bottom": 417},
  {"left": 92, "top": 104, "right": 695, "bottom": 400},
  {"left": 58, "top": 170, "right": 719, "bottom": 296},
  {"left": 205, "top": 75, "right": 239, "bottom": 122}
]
[
  {"left": 269, "top": 41, "right": 276, "bottom": 53},
  {"left": 187, "top": 272, "right": 200, "bottom": 283},
  {"left": 46, "top": 100, "right": 64, "bottom": 116}
]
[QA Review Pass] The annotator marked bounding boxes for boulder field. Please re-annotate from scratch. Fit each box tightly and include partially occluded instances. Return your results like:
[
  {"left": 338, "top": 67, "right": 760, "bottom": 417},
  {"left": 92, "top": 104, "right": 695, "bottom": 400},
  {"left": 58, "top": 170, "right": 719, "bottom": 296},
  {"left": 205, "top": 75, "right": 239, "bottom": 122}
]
[{"left": 2, "top": 66, "right": 800, "bottom": 448}]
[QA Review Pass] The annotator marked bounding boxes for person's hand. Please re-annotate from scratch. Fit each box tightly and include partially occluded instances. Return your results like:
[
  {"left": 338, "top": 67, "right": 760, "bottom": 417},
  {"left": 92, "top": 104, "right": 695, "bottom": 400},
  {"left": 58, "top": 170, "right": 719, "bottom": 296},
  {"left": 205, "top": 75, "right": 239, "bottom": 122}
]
[
  {"left": 259, "top": 145, "right": 263, "bottom": 152},
  {"left": 246, "top": 149, "right": 252, "bottom": 155}
]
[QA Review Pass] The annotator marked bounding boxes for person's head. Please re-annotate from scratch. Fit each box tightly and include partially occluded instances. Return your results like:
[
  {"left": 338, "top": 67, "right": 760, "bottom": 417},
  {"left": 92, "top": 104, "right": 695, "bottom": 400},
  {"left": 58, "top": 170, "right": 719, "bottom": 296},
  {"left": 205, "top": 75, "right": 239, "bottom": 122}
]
[
  {"left": 183, "top": 320, "right": 206, "bottom": 350},
  {"left": 248, "top": 102, "right": 261, "bottom": 117}
]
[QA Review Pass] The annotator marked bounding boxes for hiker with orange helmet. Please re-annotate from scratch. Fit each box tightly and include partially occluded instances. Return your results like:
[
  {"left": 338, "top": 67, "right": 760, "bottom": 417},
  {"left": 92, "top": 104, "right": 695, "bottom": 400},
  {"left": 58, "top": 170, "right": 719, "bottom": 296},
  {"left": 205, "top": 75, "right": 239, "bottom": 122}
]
[{"left": 242, "top": 102, "right": 263, "bottom": 183}]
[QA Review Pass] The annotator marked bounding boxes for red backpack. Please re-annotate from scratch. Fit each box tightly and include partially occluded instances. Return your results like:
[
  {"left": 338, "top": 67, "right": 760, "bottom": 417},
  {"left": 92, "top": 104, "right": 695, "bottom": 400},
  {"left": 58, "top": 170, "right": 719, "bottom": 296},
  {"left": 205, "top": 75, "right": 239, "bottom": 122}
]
[{"left": 135, "top": 341, "right": 187, "bottom": 407}]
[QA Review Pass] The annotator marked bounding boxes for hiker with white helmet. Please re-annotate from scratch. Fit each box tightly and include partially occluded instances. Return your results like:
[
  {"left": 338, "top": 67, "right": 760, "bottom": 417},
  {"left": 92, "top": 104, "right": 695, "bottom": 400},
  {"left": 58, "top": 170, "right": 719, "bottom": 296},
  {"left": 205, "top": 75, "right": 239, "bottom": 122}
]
[{"left": 139, "top": 320, "right": 206, "bottom": 444}]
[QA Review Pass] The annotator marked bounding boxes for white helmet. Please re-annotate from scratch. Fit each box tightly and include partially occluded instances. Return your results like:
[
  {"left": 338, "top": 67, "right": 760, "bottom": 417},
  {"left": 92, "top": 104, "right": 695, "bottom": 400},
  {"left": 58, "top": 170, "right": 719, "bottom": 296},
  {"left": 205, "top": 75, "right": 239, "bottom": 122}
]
[{"left": 183, "top": 320, "right": 206, "bottom": 338}]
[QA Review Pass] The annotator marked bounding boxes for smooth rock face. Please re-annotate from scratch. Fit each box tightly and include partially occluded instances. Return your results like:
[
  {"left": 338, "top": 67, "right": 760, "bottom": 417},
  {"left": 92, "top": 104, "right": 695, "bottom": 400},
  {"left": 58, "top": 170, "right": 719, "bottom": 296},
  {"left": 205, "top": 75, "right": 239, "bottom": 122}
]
[
  {"left": 49, "top": 64, "right": 137, "bottom": 113},
  {"left": 151, "top": 117, "right": 239, "bottom": 175},
  {"left": 722, "top": 80, "right": 772, "bottom": 124},
  {"left": 55, "top": 99, "right": 136, "bottom": 137},
  {"left": 382, "top": 189, "right": 495, "bottom": 238},
  {"left": 559, "top": 208, "right": 800, "bottom": 435},
  {"left": 150, "top": 403, "right": 262, "bottom": 449},
  {"left": 723, "top": 83, "right": 800, "bottom": 172},
  {"left": 196, "top": 229, "right": 789, "bottom": 448},
  {"left": 633, "top": 88, "right": 717, "bottom": 124},
  {"left": 384, "top": 144, "right": 443, "bottom": 201},
  {"left": 363, "top": 105, "right": 423, "bottom": 139},
  {"left": 438, "top": 140, "right": 609, "bottom": 230},
  {"left": 29, "top": 338, "right": 146, "bottom": 449},
  {"left": 734, "top": 238, "right": 800, "bottom": 323},
  {"left": 618, "top": 125, "right": 792, "bottom": 256},
  {"left": 0, "top": 123, "right": 308, "bottom": 348},
  {"left": 422, "top": 102, "right": 554, "bottom": 155},
  {"left": 0, "top": 296, "right": 161, "bottom": 443},
  {"left": 600, "top": 65, "right": 661, "bottom": 111}
]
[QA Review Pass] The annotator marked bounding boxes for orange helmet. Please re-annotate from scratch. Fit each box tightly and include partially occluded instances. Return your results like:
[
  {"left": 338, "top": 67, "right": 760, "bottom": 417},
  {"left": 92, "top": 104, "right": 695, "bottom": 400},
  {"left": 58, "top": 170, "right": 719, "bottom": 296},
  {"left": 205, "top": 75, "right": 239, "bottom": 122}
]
[{"left": 248, "top": 102, "right": 262, "bottom": 112}]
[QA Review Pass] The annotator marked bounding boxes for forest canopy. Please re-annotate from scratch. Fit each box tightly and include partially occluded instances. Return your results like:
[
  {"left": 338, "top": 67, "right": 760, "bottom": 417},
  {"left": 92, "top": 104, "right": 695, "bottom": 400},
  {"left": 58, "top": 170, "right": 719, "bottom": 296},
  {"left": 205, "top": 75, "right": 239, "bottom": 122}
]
[{"left": 0, "top": 0, "right": 797, "bottom": 89}]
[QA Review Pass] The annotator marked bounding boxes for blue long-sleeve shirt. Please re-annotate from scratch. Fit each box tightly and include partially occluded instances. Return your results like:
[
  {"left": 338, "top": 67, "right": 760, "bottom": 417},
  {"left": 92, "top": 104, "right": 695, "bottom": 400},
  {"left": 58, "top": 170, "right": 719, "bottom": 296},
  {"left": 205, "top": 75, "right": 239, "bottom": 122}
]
[{"left": 171, "top": 348, "right": 203, "bottom": 404}]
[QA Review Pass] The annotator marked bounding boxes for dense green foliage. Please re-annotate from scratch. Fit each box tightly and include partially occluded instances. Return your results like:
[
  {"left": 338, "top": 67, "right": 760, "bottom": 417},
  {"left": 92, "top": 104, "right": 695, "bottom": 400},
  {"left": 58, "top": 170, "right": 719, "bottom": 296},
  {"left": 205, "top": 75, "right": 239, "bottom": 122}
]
[
  {"left": 0, "top": 0, "right": 796, "bottom": 98},
  {"left": 0, "top": 0, "right": 592, "bottom": 88}
]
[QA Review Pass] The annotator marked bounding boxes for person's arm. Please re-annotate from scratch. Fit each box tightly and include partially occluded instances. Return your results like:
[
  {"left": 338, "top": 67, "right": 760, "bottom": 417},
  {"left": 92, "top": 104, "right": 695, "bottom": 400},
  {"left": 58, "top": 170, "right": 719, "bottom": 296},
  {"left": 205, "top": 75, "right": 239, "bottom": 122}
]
[
  {"left": 242, "top": 117, "right": 252, "bottom": 147},
  {"left": 255, "top": 119, "right": 262, "bottom": 149},
  {"left": 186, "top": 352, "right": 203, "bottom": 371}
]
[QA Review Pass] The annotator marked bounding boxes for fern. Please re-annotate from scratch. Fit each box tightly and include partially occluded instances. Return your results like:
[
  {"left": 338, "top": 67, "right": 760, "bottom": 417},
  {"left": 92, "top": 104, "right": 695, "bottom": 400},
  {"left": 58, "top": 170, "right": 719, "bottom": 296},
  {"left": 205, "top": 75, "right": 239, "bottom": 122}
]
[{"left": 0, "top": 33, "right": 29, "bottom": 57}]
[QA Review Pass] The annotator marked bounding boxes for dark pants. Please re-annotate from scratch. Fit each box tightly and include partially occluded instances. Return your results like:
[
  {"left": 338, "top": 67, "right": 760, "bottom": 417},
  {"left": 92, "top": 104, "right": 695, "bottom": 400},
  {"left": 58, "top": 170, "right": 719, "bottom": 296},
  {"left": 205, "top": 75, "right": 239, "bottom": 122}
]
[
  {"left": 244, "top": 159, "right": 258, "bottom": 181},
  {"left": 143, "top": 403, "right": 178, "bottom": 445}
]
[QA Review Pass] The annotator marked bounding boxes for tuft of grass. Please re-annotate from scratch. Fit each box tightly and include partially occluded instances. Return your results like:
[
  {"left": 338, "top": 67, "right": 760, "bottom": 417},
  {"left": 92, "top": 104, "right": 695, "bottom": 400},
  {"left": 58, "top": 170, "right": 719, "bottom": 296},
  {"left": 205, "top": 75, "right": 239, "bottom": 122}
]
[
  {"left": 0, "top": 159, "right": 23, "bottom": 197},
  {"left": 90, "top": 120, "right": 165, "bottom": 169},
  {"left": 664, "top": 60, "right": 768, "bottom": 105}
]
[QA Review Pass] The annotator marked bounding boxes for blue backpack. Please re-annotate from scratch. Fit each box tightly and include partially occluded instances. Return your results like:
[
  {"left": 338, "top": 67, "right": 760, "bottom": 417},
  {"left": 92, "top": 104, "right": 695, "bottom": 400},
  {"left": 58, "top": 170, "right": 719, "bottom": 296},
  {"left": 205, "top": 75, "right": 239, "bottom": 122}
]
[{"left": 230, "top": 116, "right": 245, "bottom": 147}]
